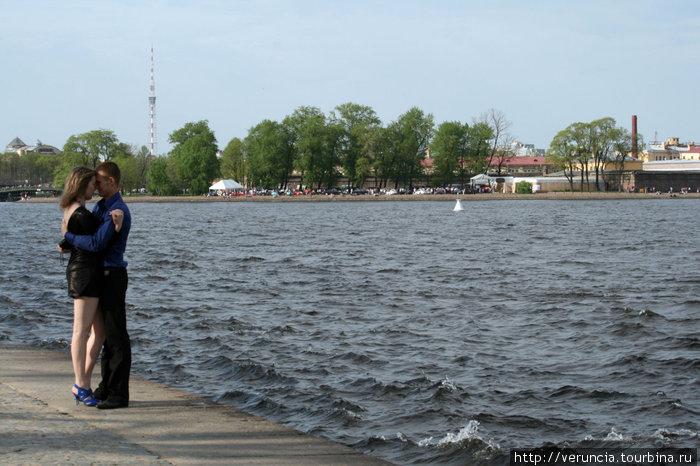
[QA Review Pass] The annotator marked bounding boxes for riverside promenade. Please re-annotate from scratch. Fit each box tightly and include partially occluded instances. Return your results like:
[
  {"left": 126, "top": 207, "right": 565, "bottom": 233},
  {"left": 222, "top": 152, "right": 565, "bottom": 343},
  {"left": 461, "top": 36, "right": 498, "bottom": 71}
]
[{"left": 0, "top": 344, "right": 389, "bottom": 465}]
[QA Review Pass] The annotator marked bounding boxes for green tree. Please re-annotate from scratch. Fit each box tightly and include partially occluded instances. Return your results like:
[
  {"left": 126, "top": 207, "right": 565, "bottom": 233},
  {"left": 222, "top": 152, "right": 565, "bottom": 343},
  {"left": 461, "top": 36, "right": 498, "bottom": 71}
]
[
  {"left": 284, "top": 106, "right": 327, "bottom": 188},
  {"left": 54, "top": 129, "right": 130, "bottom": 187},
  {"left": 0, "top": 152, "right": 59, "bottom": 186},
  {"left": 548, "top": 122, "right": 588, "bottom": 192},
  {"left": 384, "top": 107, "right": 434, "bottom": 189},
  {"left": 355, "top": 155, "right": 373, "bottom": 188},
  {"left": 62, "top": 129, "right": 124, "bottom": 167},
  {"left": 354, "top": 125, "right": 387, "bottom": 188},
  {"left": 147, "top": 156, "right": 177, "bottom": 195},
  {"left": 169, "top": 120, "right": 219, "bottom": 195},
  {"left": 610, "top": 128, "right": 644, "bottom": 192},
  {"left": 0, "top": 152, "right": 20, "bottom": 185},
  {"left": 322, "top": 119, "right": 345, "bottom": 189},
  {"left": 332, "top": 102, "right": 381, "bottom": 187},
  {"left": 371, "top": 126, "right": 394, "bottom": 189},
  {"left": 480, "top": 109, "right": 514, "bottom": 175},
  {"left": 464, "top": 121, "right": 495, "bottom": 175},
  {"left": 19, "top": 153, "right": 59, "bottom": 185},
  {"left": 284, "top": 106, "right": 344, "bottom": 189},
  {"left": 245, "top": 120, "right": 292, "bottom": 189},
  {"left": 134, "top": 145, "right": 152, "bottom": 190},
  {"left": 587, "top": 117, "right": 623, "bottom": 191},
  {"left": 111, "top": 145, "right": 151, "bottom": 194},
  {"left": 220, "top": 137, "right": 246, "bottom": 183},
  {"left": 431, "top": 121, "right": 469, "bottom": 187}
]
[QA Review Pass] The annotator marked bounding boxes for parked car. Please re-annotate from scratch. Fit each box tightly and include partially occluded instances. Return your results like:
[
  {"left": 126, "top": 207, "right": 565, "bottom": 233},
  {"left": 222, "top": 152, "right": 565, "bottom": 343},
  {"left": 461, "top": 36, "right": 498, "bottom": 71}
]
[{"left": 349, "top": 188, "right": 368, "bottom": 195}]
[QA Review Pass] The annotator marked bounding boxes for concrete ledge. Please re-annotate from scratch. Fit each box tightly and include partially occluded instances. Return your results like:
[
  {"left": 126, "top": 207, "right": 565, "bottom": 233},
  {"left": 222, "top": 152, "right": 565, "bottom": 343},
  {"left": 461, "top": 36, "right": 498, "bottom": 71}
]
[{"left": 0, "top": 344, "right": 389, "bottom": 465}]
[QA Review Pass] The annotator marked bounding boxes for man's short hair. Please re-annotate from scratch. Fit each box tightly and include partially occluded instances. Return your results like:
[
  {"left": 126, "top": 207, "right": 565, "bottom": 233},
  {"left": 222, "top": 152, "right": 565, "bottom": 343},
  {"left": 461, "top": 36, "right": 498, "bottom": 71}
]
[{"left": 96, "top": 161, "right": 121, "bottom": 186}]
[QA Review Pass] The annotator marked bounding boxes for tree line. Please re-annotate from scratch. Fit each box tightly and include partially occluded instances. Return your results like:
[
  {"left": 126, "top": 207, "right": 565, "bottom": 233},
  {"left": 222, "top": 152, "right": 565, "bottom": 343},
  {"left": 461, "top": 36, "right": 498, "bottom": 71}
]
[
  {"left": 219, "top": 104, "right": 512, "bottom": 194},
  {"left": 1, "top": 103, "right": 640, "bottom": 195},
  {"left": 547, "top": 117, "right": 644, "bottom": 192}
]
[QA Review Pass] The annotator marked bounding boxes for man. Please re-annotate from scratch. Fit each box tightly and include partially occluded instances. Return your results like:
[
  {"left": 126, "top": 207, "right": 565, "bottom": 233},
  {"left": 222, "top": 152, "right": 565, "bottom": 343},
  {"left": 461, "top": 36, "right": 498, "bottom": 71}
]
[{"left": 64, "top": 161, "right": 132, "bottom": 409}]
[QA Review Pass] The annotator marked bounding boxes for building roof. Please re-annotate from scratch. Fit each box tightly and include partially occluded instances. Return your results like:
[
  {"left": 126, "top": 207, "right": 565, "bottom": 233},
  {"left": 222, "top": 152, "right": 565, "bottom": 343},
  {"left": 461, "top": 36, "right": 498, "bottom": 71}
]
[
  {"left": 7, "top": 137, "right": 26, "bottom": 149},
  {"left": 643, "top": 159, "right": 700, "bottom": 171},
  {"left": 421, "top": 155, "right": 552, "bottom": 169},
  {"left": 491, "top": 156, "right": 552, "bottom": 166},
  {"left": 648, "top": 143, "right": 691, "bottom": 153}
]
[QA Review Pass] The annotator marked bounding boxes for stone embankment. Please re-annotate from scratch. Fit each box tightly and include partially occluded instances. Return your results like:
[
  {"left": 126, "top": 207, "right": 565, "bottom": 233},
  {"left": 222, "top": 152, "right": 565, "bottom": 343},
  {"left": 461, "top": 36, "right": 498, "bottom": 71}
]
[{"left": 0, "top": 344, "right": 389, "bottom": 465}]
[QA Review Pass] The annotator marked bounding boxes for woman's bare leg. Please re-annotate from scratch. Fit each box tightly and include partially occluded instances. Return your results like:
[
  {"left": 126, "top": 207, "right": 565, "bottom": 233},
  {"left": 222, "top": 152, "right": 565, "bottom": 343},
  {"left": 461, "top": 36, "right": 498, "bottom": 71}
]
[
  {"left": 71, "top": 296, "right": 100, "bottom": 390},
  {"left": 84, "top": 307, "right": 105, "bottom": 382}
]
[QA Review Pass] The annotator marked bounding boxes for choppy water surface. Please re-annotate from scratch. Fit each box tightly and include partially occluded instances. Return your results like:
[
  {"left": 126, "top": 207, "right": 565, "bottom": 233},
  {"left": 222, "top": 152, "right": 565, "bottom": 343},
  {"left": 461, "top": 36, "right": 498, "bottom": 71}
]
[{"left": 1, "top": 199, "right": 698, "bottom": 464}]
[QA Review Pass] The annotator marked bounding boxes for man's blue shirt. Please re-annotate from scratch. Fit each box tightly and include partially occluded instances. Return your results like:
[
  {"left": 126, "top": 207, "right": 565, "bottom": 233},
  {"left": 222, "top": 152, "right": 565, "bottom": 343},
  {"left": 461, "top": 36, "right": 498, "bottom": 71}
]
[{"left": 65, "top": 192, "right": 131, "bottom": 268}]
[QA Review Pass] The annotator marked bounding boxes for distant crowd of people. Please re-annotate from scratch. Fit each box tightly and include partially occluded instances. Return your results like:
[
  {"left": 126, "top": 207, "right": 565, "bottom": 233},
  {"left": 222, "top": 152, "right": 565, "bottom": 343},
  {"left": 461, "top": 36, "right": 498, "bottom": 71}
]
[{"left": 648, "top": 186, "right": 700, "bottom": 195}]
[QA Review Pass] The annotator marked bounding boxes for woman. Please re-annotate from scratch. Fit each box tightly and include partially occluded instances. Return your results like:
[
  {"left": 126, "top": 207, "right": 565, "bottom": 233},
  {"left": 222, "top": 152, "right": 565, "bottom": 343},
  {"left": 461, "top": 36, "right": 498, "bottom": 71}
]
[{"left": 59, "top": 166, "right": 123, "bottom": 406}]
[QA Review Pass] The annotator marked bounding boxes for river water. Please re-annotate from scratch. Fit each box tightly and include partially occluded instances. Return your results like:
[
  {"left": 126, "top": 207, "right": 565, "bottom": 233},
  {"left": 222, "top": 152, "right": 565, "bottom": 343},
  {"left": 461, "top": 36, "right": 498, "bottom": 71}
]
[{"left": 1, "top": 199, "right": 698, "bottom": 464}]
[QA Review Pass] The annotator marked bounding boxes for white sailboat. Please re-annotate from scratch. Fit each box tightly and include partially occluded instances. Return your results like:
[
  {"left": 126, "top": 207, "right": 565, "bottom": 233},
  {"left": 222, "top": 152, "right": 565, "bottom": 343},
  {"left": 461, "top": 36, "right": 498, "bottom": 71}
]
[{"left": 453, "top": 199, "right": 464, "bottom": 212}]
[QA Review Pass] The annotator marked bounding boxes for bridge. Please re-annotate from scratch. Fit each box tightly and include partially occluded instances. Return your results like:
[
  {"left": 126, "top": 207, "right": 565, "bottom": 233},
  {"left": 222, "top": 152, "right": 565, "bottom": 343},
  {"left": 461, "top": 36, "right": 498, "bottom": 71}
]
[{"left": 0, "top": 188, "right": 59, "bottom": 202}]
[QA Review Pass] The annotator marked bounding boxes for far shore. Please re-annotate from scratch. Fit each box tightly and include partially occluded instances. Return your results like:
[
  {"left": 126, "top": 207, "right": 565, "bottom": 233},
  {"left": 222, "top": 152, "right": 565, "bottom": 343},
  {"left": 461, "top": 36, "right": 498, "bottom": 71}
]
[{"left": 21, "top": 191, "right": 700, "bottom": 203}]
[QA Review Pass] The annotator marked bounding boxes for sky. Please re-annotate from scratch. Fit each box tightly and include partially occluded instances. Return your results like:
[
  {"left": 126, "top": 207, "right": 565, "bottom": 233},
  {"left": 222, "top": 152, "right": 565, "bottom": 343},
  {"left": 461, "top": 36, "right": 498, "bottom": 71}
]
[{"left": 2, "top": 0, "right": 699, "bottom": 154}]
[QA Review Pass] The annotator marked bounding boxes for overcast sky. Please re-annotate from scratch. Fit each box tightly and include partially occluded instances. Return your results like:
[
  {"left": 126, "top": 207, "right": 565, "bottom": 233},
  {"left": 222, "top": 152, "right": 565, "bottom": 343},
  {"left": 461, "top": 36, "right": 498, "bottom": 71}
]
[{"left": 2, "top": 0, "right": 699, "bottom": 154}]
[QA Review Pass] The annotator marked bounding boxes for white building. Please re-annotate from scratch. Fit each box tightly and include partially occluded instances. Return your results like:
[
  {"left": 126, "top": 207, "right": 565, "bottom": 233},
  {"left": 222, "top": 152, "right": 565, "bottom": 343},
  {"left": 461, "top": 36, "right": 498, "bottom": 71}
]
[
  {"left": 5, "top": 137, "right": 60, "bottom": 155},
  {"left": 508, "top": 141, "right": 546, "bottom": 157}
]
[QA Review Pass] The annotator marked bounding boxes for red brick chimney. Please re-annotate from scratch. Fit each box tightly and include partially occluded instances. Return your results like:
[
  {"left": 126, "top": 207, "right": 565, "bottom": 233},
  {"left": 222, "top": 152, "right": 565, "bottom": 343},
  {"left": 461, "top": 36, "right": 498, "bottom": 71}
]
[{"left": 632, "top": 115, "right": 638, "bottom": 158}]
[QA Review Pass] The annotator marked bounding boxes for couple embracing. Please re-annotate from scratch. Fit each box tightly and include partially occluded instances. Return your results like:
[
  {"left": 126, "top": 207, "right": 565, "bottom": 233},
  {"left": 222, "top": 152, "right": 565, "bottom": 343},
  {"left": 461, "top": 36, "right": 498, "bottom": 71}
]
[{"left": 59, "top": 161, "right": 131, "bottom": 409}]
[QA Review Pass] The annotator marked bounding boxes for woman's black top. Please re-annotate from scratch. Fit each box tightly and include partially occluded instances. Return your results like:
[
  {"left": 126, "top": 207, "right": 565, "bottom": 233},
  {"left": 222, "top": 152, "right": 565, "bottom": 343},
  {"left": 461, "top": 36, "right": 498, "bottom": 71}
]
[{"left": 65, "top": 206, "right": 102, "bottom": 298}]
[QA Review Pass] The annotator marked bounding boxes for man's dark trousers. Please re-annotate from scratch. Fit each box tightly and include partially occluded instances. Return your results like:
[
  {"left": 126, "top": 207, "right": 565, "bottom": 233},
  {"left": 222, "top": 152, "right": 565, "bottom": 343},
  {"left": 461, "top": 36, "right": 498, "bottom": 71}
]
[{"left": 99, "top": 267, "right": 130, "bottom": 404}]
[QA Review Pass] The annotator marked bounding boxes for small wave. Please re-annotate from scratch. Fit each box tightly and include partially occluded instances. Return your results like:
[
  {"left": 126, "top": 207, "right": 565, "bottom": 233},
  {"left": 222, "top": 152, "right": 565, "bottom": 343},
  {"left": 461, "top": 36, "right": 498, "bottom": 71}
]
[
  {"left": 0, "top": 295, "right": 14, "bottom": 304},
  {"left": 548, "top": 385, "right": 587, "bottom": 398},
  {"left": 240, "top": 256, "right": 265, "bottom": 262},
  {"left": 376, "top": 268, "right": 401, "bottom": 274},
  {"left": 216, "top": 389, "right": 282, "bottom": 413},
  {"left": 28, "top": 291, "right": 56, "bottom": 302},
  {"left": 266, "top": 324, "right": 297, "bottom": 335},
  {"left": 337, "top": 351, "right": 374, "bottom": 364},
  {"left": 38, "top": 338, "right": 69, "bottom": 351},
  {"left": 436, "top": 377, "right": 458, "bottom": 392},
  {"left": 418, "top": 420, "right": 501, "bottom": 457},
  {"left": 602, "top": 354, "right": 647, "bottom": 368},
  {"left": 199, "top": 354, "right": 234, "bottom": 371},
  {"left": 583, "top": 427, "right": 627, "bottom": 442},
  {"left": 578, "top": 426, "right": 700, "bottom": 450},
  {"left": 345, "top": 375, "right": 440, "bottom": 399},
  {"left": 426, "top": 377, "right": 464, "bottom": 403},
  {"left": 616, "top": 306, "right": 667, "bottom": 320},
  {"left": 605, "top": 428, "right": 626, "bottom": 441},
  {"left": 307, "top": 397, "right": 367, "bottom": 425},
  {"left": 653, "top": 428, "right": 699, "bottom": 442},
  {"left": 231, "top": 359, "right": 298, "bottom": 386}
]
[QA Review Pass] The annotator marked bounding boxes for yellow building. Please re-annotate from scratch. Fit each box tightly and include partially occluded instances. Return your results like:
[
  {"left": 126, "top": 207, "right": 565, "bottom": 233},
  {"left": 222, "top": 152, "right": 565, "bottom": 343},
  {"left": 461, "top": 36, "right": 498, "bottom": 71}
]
[
  {"left": 642, "top": 137, "right": 697, "bottom": 162},
  {"left": 571, "top": 157, "right": 643, "bottom": 171}
]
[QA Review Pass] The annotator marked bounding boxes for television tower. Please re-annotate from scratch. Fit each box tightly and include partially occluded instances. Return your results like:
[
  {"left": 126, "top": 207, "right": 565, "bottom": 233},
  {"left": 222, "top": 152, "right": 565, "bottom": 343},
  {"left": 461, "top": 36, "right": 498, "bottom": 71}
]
[{"left": 149, "top": 46, "right": 157, "bottom": 156}]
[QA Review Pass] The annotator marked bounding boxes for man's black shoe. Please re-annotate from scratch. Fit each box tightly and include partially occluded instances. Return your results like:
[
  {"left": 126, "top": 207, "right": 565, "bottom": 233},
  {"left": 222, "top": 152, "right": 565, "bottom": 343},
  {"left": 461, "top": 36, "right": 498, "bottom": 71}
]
[
  {"left": 96, "top": 399, "right": 128, "bottom": 410},
  {"left": 93, "top": 387, "right": 107, "bottom": 401}
]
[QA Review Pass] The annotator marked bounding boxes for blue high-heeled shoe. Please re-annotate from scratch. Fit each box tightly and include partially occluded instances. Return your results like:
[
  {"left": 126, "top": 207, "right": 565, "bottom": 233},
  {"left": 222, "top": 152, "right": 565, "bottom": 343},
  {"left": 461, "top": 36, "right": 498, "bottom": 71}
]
[{"left": 72, "top": 384, "right": 98, "bottom": 407}]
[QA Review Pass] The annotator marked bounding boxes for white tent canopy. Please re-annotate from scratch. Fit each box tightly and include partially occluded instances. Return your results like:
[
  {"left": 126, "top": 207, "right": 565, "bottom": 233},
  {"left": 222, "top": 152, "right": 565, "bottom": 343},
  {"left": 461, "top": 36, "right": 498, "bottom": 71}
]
[
  {"left": 470, "top": 174, "right": 492, "bottom": 187},
  {"left": 209, "top": 179, "right": 244, "bottom": 192}
]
